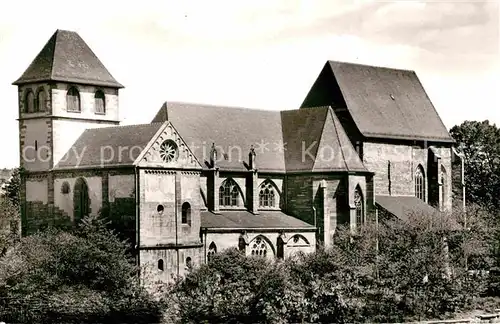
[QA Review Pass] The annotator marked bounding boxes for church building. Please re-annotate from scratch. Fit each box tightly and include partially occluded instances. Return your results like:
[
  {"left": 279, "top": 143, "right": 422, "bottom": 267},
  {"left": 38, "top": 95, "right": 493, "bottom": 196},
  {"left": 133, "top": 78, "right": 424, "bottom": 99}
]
[{"left": 13, "top": 30, "right": 464, "bottom": 284}]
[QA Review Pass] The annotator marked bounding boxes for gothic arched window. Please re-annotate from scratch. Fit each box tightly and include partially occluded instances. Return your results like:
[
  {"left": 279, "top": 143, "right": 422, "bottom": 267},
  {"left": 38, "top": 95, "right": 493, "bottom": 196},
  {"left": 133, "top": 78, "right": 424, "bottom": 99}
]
[
  {"left": 182, "top": 202, "right": 191, "bottom": 225},
  {"left": 73, "top": 177, "right": 89, "bottom": 223},
  {"left": 36, "top": 88, "right": 46, "bottom": 112},
  {"left": 354, "top": 185, "right": 364, "bottom": 227},
  {"left": 25, "top": 90, "right": 35, "bottom": 113},
  {"left": 208, "top": 242, "right": 217, "bottom": 262},
  {"left": 415, "top": 165, "right": 425, "bottom": 201},
  {"left": 259, "top": 180, "right": 277, "bottom": 208},
  {"left": 67, "top": 87, "right": 81, "bottom": 112},
  {"left": 158, "top": 259, "right": 164, "bottom": 271},
  {"left": 251, "top": 237, "right": 269, "bottom": 257},
  {"left": 94, "top": 90, "right": 105, "bottom": 114},
  {"left": 441, "top": 166, "right": 447, "bottom": 210},
  {"left": 219, "top": 179, "right": 240, "bottom": 207}
]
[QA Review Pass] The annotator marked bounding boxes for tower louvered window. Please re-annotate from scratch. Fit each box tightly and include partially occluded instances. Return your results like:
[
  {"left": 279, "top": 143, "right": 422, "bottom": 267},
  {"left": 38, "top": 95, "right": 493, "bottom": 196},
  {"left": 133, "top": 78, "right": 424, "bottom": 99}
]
[
  {"left": 67, "top": 87, "right": 80, "bottom": 112},
  {"left": 94, "top": 90, "right": 105, "bottom": 114}
]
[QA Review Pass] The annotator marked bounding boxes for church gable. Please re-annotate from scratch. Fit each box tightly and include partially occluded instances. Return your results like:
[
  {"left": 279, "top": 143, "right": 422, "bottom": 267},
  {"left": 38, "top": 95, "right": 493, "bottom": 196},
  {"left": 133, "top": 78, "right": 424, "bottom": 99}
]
[
  {"left": 135, "top": 122, "right": 202, "bottom": 170},
  {"left": 312, "top": 108, "right": 367, "bottom": 172}
]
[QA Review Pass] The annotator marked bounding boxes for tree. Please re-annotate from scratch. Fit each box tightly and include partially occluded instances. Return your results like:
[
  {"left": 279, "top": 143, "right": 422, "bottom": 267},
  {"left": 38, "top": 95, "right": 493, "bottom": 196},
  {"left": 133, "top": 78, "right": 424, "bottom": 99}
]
[
  {"left": 449, "top": 120, "right": 500, "bottom": 211},
  {"left": 2, "top": 168, "right": 20, "bottom": 208},
  {"left": 0, "top": 214, "right": 163, "bottom": 323}
]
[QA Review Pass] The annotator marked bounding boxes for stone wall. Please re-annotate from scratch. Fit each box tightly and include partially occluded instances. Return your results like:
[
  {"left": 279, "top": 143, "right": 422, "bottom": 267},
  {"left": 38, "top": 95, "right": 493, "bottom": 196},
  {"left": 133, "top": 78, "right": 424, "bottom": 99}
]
[
  {"left": 363, "top": 141, "right": 453, "bottom": 211},
  {"left": 202, "top": 230, "right": 316, "bottom": 262},
  {"left": 19, "top": 118, "right": 51, "bottom": 172},
  {"left": 50, "top": 83, "right": 119, "bottom": 121},
  {"left": 140, "top": 247, "right": 203, "bottom": 286}
]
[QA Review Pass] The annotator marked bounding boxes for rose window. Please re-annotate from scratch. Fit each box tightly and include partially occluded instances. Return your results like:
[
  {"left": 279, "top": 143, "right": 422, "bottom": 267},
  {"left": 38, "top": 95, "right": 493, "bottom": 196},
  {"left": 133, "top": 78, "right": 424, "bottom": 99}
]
[{"left": 159, "top": 140, "right": 178, "bottom": 163}]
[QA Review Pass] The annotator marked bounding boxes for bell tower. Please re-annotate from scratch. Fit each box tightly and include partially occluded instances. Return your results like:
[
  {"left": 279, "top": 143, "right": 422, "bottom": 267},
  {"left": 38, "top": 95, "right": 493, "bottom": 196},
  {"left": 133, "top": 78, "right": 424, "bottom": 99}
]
[{"left": 13, "top": 29, "right": 124, "bottom": 235}]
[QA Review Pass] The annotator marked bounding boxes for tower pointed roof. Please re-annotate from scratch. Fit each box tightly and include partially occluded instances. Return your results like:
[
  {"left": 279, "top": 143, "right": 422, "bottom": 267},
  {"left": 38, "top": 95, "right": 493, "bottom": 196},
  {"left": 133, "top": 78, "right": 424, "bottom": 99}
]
[{"left": 13, "top": 29, "right": 123, "bottom": 88}]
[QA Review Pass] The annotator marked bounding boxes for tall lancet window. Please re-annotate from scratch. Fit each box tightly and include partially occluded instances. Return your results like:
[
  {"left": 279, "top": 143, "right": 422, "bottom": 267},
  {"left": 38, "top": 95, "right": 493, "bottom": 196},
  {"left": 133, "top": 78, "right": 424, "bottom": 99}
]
[
  {"left": 354, "top": 185, "right": 364, "bottom": 227},
  {"left": 219, "top": 178, "right": 240, "bottom": 207},
  {"left": 441, "top": 166, "right": 447, "bottom": 210},
  {"left": 415, "top": 165, "right": 425, "bottom": 201},
  {"left": 259, "top": 180, "right": 277, "bottom": 208}
]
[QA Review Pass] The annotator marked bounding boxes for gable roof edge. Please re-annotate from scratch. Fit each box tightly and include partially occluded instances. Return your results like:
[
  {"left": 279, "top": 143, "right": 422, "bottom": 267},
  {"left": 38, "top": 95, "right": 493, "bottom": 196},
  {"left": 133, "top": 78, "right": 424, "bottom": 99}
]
[
  {"left": 412, "top": 71, "right": 453, "bottom": 141},
  {"left": 133, "top": 121, "right": 203, "bottom": 169}
]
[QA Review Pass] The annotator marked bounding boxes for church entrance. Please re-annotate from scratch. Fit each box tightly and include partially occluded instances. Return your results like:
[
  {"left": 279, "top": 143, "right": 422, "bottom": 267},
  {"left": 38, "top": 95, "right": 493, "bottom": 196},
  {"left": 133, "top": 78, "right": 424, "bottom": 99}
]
[{"left": 73, "top": 177, "right": 90, "bottom": 223}]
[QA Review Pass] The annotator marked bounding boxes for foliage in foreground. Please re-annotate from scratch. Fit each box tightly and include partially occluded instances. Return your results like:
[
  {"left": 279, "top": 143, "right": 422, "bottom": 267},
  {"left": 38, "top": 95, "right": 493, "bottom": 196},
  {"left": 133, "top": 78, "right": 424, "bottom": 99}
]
[
  {"left": 0, "top": 215, "right": 163, "bottom": 324},
  {"left": 166, "top": 207, "right": 494, "bottom": 324}
]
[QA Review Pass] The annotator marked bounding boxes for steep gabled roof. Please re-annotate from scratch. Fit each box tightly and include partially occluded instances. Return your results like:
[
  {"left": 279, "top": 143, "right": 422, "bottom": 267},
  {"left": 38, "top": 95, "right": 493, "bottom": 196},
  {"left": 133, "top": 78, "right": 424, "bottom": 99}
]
[
  {"left": 13, "top": 29, "right": 123, "bottom": 88},
  {"left": 301, "top": 61, "right": 453, "bottom": 143},
  {"left": 54, "top": 123, "right": 163, "bottom": 169},
  {"left": 152, "top": 102, "right": 370, "bottom": 173},
  {"left": 281, "top": 107, "right": 367, "bottom": 172},
  {"left": 152, "top": 101, "right": 286, "bottom": 172}
]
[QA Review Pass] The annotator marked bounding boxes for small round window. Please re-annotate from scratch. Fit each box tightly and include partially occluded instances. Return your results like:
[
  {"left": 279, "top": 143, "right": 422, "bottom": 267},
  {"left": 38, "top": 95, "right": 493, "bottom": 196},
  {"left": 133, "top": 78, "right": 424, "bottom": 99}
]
[{"left": 159, "top": 140, "right": 178, "bottom": 163}]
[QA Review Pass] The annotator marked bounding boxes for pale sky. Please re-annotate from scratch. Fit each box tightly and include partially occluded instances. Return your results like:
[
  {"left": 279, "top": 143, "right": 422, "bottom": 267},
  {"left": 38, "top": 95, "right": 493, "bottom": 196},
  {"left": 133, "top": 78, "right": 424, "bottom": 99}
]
[{"left": 0, "top": 0, "right": 498, "bottom": 168}]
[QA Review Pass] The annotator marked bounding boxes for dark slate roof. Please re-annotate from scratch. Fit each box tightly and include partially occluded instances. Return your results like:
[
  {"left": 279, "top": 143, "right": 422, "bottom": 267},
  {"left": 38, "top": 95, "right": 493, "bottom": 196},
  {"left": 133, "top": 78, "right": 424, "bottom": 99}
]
[
  {"left": 152, "top": 102, "right": 285, "bottom": 172},
  {"left": 301, "top": 61, "right": 454, "bottom": 143},
  {"left": 376, "top": 195, "right": 461, "bottom": 230},
  {"left": 375, "top": 195, "right": 440, "bottom": 221},
  {"left": 200, "top": 210, "right": 315, "bottom": 229},
  {"left": 152, "top": 102, "right": 369, "bottom": 173},
  {"left": 54, "top": 123, "right": 163, "bottom": 169},
  {"left": 13, "top": 30, "right": 123, "bottom": 88},
  {"left": 281, "top": 107, "right": 368, "bottom": 172}
]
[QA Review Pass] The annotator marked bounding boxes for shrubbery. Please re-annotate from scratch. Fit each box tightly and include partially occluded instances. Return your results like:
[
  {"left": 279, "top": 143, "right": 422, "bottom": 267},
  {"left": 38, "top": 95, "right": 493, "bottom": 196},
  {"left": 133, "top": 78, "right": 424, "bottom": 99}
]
[
  {"left": 0, "top": 215, "right": 163, "bottom": 323},
  {"left": 166, "top": 206, "right": 495, "bottom": 323}
]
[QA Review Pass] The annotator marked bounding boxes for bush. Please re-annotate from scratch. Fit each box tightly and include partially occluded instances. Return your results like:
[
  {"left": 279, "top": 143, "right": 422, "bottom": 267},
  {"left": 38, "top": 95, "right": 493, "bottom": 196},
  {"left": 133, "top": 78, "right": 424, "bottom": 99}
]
[
  {"left": 0, "top": 215, "right": 163, "bottom": 323},
  {"left": 166, "top": 207, "right": 493, "bottom": 323}
]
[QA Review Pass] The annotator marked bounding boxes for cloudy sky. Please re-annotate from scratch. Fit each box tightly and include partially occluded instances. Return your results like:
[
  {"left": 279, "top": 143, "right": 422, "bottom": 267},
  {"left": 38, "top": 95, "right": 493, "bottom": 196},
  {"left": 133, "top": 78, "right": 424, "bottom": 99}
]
[{"left": 0, "top": 0, "right": 498, "bottom": 168}]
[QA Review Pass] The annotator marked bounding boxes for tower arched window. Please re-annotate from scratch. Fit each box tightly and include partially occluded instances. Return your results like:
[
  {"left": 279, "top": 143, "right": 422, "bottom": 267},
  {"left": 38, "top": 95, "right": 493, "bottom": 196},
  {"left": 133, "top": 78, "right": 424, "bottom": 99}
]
[
  {"left": 354, "top": 185, "right": 364, "bottom": 227},
  {"left": 158, "top": 259, "right": 164, "bottom": 271},
  {"left": 415, "top": 165, "right": 425, "bottom": 201},
  {"left": 36, "top": 88, "right": 46, "bottom": 112},
  {"left": 66, "top": 87, "right": 81, "bottom": 112},
  {"left": 94, "top": 90, "right": 105, "bottom": 114},
  {"left": 208, "top": 242, "right": 217, "bottom": 262},
  {"left": 25, "top": 90, "right": 35, "bottom": 113},
  {"left": 259, "top": 180, "right": 277, "bottom": 208},
  {"left": 181, "top": 202, "right": 191, "bottom": 225},
  {"left": 251, "top": 237, "right": 269, "bottom": 257},
  {"left": 73, "top": 177, "right": 90, "bottom": 223},
  {"left": 219, "top": 178, "right": 240, "bottom": 207}
]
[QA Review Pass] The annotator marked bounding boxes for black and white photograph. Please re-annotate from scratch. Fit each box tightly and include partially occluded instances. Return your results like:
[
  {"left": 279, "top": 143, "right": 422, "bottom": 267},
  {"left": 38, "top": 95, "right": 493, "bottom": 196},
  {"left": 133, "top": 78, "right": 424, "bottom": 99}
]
[{"left": 0, "top": 1, "right": 499, "bottom": 323}]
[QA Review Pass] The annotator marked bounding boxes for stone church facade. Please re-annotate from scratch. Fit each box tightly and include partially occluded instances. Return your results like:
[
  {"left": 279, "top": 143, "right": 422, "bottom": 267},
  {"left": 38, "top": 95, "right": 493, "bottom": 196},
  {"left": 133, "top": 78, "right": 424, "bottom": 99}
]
[{"left": 14, "top": 30, "right": 464, "bottom": 285}]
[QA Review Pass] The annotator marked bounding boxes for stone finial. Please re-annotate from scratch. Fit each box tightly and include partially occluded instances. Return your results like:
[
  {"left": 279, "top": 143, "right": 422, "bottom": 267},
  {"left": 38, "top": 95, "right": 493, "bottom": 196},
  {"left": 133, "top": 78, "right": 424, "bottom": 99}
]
[
  {"left": 210, "top": 143, "right": 217, "bottom": 168},
  {"left": 249, "top": 145, "right": 257, "bottom": 170}
]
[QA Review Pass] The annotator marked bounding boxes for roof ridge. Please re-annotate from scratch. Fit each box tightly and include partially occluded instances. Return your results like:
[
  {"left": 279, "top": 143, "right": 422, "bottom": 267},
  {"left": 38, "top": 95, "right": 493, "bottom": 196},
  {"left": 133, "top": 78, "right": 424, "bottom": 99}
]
[
  {"left": 328, "top": 108, "right": 350, "bottom": 171},
  {"left": 328, "top": 60, "right": 416, "bottom": 74},
  {"left": 312, "top": 107, "right": 330, "bottom": 171},
  {"left": 164, "top": 100, "right": 286, "bottom": 113},
  {"left": 49, "top": 31, "right": 58, "bottom": 80},
  {"left": 83, "top": 121, "right": 164, "bottom": 132}
]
